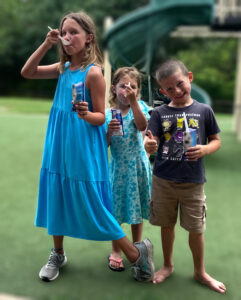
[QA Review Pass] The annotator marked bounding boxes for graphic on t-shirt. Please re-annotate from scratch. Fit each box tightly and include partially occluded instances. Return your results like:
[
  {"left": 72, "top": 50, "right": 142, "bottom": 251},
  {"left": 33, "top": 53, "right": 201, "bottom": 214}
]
[
  {"left": 173, "top": 143, "right": 184, "bottom": 159},
  {"left": 162, "top": 145, "right": 169, "bottom": 160},
  {"left": 162, "top": 120, "right": 171, "bottom": 131},
  {"left": 189, "top": 118, "right": 199, "bottom": 128},
  {"left": 177, "top": 117, "right": 184, "bottom": 129},
  {"left": 174, "top": 131, "right": 184, "bottom": 143},
  {"left": 164, "top": 132, "right": 171, "bottom": 142},
  {"left": 161, "top": 114, "right": 199, "bottom": 161}
]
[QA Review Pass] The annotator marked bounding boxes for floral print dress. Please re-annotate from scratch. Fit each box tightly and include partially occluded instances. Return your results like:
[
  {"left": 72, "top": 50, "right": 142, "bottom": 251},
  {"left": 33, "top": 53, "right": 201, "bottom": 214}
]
[{"left": 105, "top": 100, "right": 152, "bottom": 224}]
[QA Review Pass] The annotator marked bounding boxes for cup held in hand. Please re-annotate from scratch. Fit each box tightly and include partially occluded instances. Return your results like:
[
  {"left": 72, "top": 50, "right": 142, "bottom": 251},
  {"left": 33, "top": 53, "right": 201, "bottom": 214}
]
[{"left": 183, "top": 128, "right": 197, "bottom": 161}]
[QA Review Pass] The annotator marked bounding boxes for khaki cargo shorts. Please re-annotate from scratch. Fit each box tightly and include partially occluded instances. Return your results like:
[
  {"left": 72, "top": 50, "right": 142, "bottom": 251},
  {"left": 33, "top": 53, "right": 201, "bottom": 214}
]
[{"left": 150, "top": 175, "right": 207, "bottom": 233}]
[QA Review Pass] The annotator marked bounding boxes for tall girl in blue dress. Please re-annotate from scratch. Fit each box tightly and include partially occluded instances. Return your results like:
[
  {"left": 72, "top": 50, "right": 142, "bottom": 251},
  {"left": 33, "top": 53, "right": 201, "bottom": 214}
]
[
  {"left": 106, "top": 67, "right": 152, "bottom": 271},
  {"left": 21, "top": 12, "right": 154, "bottom": 282}
]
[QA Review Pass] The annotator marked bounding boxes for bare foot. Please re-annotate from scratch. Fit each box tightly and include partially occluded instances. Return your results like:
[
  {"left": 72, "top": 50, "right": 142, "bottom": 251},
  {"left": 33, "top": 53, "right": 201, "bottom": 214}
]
[
  {"left": 194, "top": 272, "right": 226, "bottom": 293},
  {"left": 152, "top": 266, "right": 174, "bottom": 284}
]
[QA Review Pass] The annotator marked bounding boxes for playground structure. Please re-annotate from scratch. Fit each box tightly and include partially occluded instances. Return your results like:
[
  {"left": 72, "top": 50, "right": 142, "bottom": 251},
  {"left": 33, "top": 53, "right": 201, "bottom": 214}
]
[{"left": 103, "top": 0, "right": 241, "bottom": 141}]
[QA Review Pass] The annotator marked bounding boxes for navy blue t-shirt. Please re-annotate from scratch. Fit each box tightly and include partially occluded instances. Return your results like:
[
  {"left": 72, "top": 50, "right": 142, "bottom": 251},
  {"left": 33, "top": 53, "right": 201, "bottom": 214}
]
[{"left": 147, "top": 100, "right": 220, "bottom": 183}]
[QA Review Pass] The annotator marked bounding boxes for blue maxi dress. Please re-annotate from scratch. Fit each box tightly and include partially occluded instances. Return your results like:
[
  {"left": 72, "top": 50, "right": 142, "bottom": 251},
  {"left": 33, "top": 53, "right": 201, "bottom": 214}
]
[{"left": 35, "top": 63, "right": 125, "bottom": 241}]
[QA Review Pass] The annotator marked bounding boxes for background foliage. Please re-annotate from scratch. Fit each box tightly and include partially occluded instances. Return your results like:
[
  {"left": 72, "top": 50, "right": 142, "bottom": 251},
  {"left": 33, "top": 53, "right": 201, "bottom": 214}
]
[
  {"left": 0, "top": 0, "right": 237, "bottom": 106},
  {"left": 0, "top": 0, "right": 148, "bottom": 97},
  {"left": 152, "top": 37, "right": 237, "bottom": 103}
]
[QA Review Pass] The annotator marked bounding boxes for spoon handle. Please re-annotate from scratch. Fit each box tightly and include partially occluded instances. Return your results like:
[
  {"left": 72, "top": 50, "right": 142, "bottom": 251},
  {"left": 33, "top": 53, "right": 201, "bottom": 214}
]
[{"left": 47, "top": 26, "right": 70, "bottom": 45}]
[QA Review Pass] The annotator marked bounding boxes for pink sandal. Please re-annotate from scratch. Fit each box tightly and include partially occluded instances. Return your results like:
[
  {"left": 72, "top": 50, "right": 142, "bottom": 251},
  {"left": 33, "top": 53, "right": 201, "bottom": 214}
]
[{"left": 108, "top": 254, "right": 125, "bottom": 272}]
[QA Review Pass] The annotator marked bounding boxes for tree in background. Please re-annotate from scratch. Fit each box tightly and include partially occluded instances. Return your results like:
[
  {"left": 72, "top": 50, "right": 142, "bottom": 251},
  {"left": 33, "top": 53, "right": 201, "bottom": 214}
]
[
  {"left": 177, "top": 38, "right": 237, "bottom": 102},
  {"left": 0, "top": 0, "right": 148, "bottom": 97},
  {"left": 0, "top": 0, "right": 237, "bottom": 107},
  {"left": 150, "top": 37, "right": 237, "bottom": 105}
]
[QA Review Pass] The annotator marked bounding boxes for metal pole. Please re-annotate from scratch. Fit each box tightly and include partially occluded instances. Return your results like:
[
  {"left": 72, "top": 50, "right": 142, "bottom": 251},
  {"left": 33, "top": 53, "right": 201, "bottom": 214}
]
[
  {"left": 234, "top": 38, "right": 241, "bottom": 141},
  {"left": 103, "top": 17, "right": 113, "bottom": 108}
]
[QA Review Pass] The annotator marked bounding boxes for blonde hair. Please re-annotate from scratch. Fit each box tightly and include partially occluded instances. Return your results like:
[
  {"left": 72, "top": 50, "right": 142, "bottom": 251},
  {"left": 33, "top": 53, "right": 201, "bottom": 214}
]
[
  {"left": 109, "top": 67, "right": 142, "bottom": 107},
  {"left": 58, "top": 11, "right": 103, "bottom": 73}
]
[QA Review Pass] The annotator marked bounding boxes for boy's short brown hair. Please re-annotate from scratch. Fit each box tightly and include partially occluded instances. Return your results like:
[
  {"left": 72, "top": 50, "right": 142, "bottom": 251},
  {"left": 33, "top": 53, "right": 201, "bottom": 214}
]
[{"left": 155, "top": 59, "right": 189, "bottom": 84}]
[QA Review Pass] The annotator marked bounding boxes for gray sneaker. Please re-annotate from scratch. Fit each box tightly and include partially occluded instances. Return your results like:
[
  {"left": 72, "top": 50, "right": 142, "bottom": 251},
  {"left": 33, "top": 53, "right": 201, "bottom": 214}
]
[
  {"left": 39, "top": 248, "right": 67, "bottom": 281},
  {"left": 131, "top": 238, "right": 154, "bottom": 282}
]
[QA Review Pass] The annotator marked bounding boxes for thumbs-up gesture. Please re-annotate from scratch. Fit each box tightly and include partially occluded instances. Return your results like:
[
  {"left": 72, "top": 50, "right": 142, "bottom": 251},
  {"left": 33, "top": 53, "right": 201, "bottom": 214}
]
[{"left": 144, "top": 130, "right": 158, "bottom": 154}]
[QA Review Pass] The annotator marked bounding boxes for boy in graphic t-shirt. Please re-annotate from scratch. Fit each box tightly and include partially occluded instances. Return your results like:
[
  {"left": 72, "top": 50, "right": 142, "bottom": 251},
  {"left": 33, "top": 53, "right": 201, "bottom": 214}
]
[{"left": 144, "top": 59, "right": 226, "bottom": 293}]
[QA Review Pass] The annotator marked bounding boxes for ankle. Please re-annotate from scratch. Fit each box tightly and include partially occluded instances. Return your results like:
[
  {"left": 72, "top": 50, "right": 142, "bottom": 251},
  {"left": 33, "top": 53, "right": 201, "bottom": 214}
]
[
  {"left": 163, "top": 265, "right": 174, "bottom": 270},
  {"left": 163, "top": 261, "right": 174, "bottom": 269},
  {"left": 111, "top": 250, "right": 122, "bottom": 256},
  {"left": 54, "top": 247, "right": 64, "bottom": 255},
  {"left": 194, "top": 270, "right": 206, "bottom": 278}
]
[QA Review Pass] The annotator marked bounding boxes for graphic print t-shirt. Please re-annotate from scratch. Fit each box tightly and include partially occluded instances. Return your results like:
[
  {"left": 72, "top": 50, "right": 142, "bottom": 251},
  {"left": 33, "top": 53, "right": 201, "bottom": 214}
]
[{"left": 147, "top": 100, "right": 220, "bottom": 183}]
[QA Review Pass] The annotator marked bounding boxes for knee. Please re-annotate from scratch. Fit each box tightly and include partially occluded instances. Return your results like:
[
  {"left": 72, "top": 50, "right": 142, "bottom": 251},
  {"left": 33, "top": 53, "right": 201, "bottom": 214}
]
[{"left": 161, "top": 225, "right": 175, "bottom": 233}]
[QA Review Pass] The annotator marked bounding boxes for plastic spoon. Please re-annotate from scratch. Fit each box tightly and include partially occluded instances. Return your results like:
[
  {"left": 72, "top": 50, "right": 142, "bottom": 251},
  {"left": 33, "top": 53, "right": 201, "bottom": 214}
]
[{"left": 47, "top": 26, "right": 70, "bottom": 45}]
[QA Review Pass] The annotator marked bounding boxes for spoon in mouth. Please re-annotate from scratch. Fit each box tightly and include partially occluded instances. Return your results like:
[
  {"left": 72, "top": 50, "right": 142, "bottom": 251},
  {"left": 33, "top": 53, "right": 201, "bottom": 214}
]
[{"left": 48, "top": 26, "right": 70, "bottom": 46}]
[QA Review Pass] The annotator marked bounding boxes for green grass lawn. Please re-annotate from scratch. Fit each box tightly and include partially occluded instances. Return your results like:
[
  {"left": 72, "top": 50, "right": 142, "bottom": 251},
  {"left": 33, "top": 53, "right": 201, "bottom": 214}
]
[
  {"left": 0, "top": 97, "right": 52, "bottom": 114},
  {"left": 0, "top": 98, "right": 241, "bottom": 300}
]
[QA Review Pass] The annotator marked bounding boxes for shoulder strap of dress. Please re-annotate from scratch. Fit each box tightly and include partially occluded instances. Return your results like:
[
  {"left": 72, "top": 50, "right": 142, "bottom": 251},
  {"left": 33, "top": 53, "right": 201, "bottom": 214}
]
[
  {"left": 84, "top": 63, "right": 95, "bottom": 74},
  {"left": 64, "top": 62, "right": 71, "bottom": 70}
]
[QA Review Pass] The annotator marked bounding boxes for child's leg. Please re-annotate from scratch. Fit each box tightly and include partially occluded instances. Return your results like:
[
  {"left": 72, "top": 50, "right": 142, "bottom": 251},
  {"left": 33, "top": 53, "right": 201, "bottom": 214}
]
[
  {"left": 113, "top": 236, "right": 138, "bottom": 263},
  {"left": 53, "top": 235, "right": 64, "bottom": 254},
  {"left": 189, "top": 232, "right": 226, "bottom": 293},
  {"left": 108, "top": 241, "right": 124, "bottom": 270},
  {"left": 109, "top": 223, "right": 143, "bottom": 271},
  {"left": 131, "top": 223, "right": 143, "bottom": 243},
  {"left": 153, "top": 226, "right": 175, "bottom": 284}
]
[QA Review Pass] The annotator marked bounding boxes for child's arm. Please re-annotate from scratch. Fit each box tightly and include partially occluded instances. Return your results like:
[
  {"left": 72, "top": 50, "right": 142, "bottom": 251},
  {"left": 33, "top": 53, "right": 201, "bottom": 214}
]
[
  {"left": 125, "top": 84, "right": 147, "bottom": 131},
  {"left": 185, "top": 133, "right": 221, "bottom": 161},
  {"left": 75, "top": 66, "right": 105, "bottom": 126},
  {"left": 144, "top": 130, "right": 159, "bottom": 154},
  {"left": 21, "top": 29, "right": 60, "bottom": 79}
]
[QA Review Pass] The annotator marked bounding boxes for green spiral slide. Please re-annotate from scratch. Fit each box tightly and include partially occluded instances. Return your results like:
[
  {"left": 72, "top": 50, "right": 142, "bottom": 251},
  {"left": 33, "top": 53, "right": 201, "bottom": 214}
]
[{"left": 103, "top": 0, "right": 214, "bottom": 105}]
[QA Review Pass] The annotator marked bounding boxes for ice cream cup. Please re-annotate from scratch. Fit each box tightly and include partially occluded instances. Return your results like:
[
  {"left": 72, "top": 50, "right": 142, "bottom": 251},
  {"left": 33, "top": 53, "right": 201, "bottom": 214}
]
[{"left": 183, "top": 128, "right": 197, "bottom": 161}]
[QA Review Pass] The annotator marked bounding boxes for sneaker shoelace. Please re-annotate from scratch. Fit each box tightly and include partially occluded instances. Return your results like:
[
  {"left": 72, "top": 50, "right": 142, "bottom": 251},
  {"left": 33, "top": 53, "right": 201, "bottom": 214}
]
[{"left": 47, "top": 251, "right": 62, "bottom": 268}]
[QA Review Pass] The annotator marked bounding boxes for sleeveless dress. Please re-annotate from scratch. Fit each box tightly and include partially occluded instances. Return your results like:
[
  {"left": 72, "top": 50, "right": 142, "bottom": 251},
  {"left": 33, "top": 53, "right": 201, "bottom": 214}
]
[
  {"left": 35, "top": 63, "right": 125, "bottom": 241},
  {"left": 105, "top": 101, "right": 152, "bottom": 224}
]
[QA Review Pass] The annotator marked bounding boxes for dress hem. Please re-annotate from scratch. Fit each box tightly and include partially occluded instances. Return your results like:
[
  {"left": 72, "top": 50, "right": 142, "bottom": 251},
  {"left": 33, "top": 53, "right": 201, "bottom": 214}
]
[{"left": 35, "top": 224, "right": 126, "bottom": 241}]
